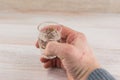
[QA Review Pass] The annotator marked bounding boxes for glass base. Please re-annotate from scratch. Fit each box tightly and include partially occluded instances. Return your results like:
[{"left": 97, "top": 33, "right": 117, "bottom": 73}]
[{"left": 42, "top": 55, "right": 56, "bottom": 59}]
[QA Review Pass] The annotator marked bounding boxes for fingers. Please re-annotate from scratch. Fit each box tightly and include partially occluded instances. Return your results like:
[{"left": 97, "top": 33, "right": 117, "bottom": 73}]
[
  {"left": 40, "top": 57, "right": 62, "bottom": 68},
  {"left": 40, "top": 57, "right": 49, "bottom": 63},
  {"left": 36, "top": 41, "right": 39, "bottom": 48},
  {"left": 45, "top": 41, "right": 77, "bottom": 60},
  {"left": 36, "top": 25, "right": 77, "bottom": 48},
  {"left": 60, "top": 25, "right": 76, "bottom": 39},
  {"left": 44, "top": 60, "right": 52, "bottom": 68}
]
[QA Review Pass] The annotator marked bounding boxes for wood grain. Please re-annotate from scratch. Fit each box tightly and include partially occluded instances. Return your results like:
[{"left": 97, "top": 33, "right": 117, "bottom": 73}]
[
  {"left": 0, "top": 12, "right": 120, "bottom": 80},
  {"left": 0, "top": 0, "right": 120, "bottom": 13}
]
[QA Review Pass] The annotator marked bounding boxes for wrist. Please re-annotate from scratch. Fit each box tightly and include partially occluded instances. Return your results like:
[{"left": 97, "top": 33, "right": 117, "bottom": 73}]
[
  {"left": 80, "top": 61, "right": 100, "bottom": 80},
  {"left": 68, "top": 62, "right": 100, "bottom": 80}
]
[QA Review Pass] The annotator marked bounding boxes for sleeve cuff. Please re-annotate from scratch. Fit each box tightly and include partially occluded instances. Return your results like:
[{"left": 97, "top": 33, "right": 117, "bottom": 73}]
[{"left": 87, "top": 68, "right": 116, "bottom": 80}]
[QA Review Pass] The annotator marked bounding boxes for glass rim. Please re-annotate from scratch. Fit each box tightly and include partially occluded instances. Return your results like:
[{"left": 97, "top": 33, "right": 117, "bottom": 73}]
[{"left": 37, "top": 21, "right": 62, "bottom": 32}]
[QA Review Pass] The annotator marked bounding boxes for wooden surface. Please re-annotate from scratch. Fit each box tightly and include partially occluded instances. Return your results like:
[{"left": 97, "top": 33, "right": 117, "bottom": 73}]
[
  {"left": 0, "top": 0, "right": 120, "bottom": 13},
  {"left": 0, "top": 12, "right": 120, "bottom": 80}
]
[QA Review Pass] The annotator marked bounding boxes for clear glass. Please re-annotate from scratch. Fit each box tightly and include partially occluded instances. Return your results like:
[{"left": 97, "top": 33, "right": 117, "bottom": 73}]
[{"left": 37, "top": 22, "right": 62, "bottom": 59}]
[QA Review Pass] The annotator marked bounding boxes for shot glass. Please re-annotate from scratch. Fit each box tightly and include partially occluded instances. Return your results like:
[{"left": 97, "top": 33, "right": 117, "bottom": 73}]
[{"left": 37, "top": 22, "right": 62, "bottom": 59}]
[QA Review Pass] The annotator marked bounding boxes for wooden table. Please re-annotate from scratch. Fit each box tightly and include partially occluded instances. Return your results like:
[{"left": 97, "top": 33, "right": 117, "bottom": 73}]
[{"left": 0, "top": 12, "right": 120, "bottom": 80}]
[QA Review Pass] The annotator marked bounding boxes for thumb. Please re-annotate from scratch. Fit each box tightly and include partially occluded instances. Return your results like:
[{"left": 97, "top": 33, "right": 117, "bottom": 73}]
[{"left": 45, "top": 41, "right": 77, "bottom": 60}]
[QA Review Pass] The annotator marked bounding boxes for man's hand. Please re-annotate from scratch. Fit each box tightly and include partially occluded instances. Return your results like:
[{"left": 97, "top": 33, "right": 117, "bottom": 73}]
[{"left": 36, "top": 25, "right": 100, "bottom": 80}]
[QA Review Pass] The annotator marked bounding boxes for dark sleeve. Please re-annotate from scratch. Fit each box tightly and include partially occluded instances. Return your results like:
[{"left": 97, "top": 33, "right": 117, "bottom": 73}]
[{"left": 87, "top": 68, "right": 116, "bottom": 80}]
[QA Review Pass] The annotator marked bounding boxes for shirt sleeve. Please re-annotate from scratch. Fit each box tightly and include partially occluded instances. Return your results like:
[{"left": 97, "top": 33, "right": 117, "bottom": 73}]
[{"left": 87, "top": 68, "right": 116, "bottom": 80}]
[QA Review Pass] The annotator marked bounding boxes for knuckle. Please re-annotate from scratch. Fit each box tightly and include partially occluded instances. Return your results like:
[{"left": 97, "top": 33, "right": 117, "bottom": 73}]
[
  {"left": 46, "top": 42, "right": 53, "bottom": 50},
  {"left": 79, "top": 32, "right": 86, "bottom": 37},
  {"left": 46, "top": 41, "right": 55, "bottom": 48},
  {"left": 46, "top": 42, "right": 52, "bottom": 48},
  {"left": 64, "top": 45, "right": 76, "bottom": 55},
  {"left": 78, "top": 32, "right": 86, "bottom": 40},
  {"left": 45, "top": 42, "right": 53, "bottom": 52},
  {"left": 45, "top": 41, "right": 58, "bottom": 53}
]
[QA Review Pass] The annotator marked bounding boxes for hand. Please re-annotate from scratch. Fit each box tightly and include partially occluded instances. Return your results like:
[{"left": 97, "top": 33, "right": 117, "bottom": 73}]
[{"left": 36, "top": 25, "right": 100, "bottom": 80}]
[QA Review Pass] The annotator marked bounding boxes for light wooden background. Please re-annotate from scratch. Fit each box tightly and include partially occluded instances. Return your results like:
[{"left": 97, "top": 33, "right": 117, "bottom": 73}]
[
  {"left": 0, "top": 12, "right": 120, "bottom": 80},
  {"left": 0, "top": 0, "right": 120, "bottom": 13}
]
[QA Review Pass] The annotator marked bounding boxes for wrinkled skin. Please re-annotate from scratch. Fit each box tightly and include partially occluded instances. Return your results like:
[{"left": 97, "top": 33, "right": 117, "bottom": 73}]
[{"left": 36, "top": 25, "right": 100, "bottom": 80}]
